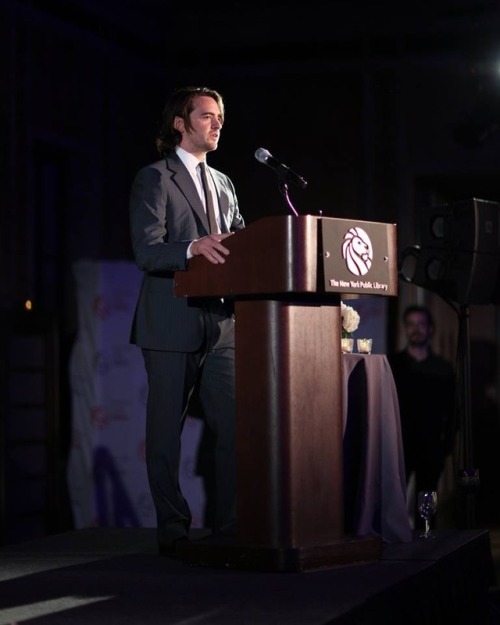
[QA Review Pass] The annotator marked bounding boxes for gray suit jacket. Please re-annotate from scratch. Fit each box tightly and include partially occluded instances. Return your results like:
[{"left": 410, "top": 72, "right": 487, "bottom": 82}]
[{"left": 129, "top": 152, "right": 245, "bottom": 351}]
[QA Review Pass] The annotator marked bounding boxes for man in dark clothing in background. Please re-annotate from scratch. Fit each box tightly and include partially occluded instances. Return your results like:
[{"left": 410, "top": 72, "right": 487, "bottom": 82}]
[{"left": 389, "top": 305, "right": 456, "bottom": 499}]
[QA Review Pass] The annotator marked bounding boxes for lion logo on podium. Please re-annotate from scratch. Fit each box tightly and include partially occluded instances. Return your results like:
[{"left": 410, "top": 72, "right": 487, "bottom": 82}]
[{"left": 342, "top": 227, "right": 373, "bottom": 276}]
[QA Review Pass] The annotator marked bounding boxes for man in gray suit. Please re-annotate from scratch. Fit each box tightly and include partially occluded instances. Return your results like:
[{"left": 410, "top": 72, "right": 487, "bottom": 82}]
[{"left": 129, "top": 86, "right": 245, "bottom": 557}]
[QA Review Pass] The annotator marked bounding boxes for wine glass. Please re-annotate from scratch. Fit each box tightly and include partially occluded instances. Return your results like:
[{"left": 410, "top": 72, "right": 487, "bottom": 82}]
[{"left": 417, "top": 491, "right": 438, "bottom": 538}]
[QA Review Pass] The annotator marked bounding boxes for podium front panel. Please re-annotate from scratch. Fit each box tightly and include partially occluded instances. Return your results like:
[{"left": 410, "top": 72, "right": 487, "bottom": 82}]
[{"left": 321, "top": 218, "right": 398, "bottom": 296}]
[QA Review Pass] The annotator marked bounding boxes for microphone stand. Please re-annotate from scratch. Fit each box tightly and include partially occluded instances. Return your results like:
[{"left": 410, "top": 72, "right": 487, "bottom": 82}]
[{"left": 278, "top": 180, "right": 299, "bottom": 217}]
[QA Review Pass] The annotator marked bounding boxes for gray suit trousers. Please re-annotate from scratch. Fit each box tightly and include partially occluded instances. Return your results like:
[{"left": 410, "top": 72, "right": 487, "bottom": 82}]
[{"left": 142, "top": 306, "right": 236, "bottom": 547}]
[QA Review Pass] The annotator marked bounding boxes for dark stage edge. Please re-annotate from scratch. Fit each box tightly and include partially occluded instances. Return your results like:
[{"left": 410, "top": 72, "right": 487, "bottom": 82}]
[
  {"left": 176, "top": 533, "right": 383, "bottom": 572},
  {"left": 0, "top": 528, "right": 496, "bottom": 625}
]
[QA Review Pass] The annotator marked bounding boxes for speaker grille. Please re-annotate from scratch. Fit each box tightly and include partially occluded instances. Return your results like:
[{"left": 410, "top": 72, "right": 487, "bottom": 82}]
[{"left": 405, "top": 198, "right": 500, "bottom": 305}]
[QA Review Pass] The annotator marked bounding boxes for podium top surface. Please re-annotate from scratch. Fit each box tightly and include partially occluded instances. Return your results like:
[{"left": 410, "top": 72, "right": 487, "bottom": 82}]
[{"left": 174, "top": 215, "right": 398, "bottom": 299}]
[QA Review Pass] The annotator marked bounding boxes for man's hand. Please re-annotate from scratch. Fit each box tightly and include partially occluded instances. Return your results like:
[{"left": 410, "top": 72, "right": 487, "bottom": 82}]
[{"left": 190, "top": 233, "right": 233, "bottom": 264}]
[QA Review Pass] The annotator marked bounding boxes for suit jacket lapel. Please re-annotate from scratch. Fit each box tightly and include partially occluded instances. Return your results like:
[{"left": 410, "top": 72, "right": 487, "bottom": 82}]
[{"left": 165, "top": 153, "right": 211, "bottom": 234}]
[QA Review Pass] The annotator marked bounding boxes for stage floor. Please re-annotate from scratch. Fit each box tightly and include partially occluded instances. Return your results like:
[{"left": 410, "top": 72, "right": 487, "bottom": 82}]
[{"left": 0, "top": 528, "right": 496, "bottom": 624}]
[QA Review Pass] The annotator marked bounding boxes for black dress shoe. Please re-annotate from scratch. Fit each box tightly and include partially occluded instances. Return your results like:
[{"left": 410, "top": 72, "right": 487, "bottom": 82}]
[{"left": 158, "top": 536, "right": 190, "bottom": 559}]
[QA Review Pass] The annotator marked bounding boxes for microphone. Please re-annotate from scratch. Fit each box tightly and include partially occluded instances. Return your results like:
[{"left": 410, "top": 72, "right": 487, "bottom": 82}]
[{"left": 254, "top": 148, "right": 308, "bottom": 189}]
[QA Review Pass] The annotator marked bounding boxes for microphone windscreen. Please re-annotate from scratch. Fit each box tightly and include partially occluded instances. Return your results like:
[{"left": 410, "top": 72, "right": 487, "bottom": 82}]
[{"left": 254, "top": 148, "right": 271, "bottom": 163}]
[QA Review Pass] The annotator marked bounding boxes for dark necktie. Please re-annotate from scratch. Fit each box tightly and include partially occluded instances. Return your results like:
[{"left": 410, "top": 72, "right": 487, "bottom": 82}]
[{"left": 199, "top": 162, "right": 219, "bottom": 234}]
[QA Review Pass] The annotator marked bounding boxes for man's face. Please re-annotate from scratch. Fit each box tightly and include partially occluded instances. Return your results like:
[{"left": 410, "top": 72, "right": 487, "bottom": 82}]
[
  {"left": 404, "top": 312, "right": 433, "bottom": 347},
  {"left": 175, "top": 95, "right": 223, "bottom": 156}
]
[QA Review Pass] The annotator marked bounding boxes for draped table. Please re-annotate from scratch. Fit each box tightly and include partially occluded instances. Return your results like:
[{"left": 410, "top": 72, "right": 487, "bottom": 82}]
[{"left": 342, "top": 354, "right": 412, "bottom": 543}]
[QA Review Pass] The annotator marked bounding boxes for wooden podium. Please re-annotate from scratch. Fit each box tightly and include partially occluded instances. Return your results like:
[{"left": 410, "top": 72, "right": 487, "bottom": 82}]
[{"left": 175, "top": 215, "right": 398, "bottom": 571}]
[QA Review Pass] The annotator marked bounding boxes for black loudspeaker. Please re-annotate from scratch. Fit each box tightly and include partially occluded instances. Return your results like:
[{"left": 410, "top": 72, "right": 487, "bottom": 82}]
[
  {"left": 399, "top": 198, "right": 500, "bottom": 305},
  {"left": 419, "top": 198, "right": 500, "bottom": 255}
]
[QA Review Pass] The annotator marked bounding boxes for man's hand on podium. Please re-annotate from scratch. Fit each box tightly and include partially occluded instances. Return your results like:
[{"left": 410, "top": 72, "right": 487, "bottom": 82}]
[{"left": 191, "top": 233, "right": 234, "bottom": 264}]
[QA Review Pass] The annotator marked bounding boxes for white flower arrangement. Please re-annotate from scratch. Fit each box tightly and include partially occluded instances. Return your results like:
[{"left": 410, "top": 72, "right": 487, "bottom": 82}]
[{"left": 341, "top": 301, "right": 360, "bottom": 338}]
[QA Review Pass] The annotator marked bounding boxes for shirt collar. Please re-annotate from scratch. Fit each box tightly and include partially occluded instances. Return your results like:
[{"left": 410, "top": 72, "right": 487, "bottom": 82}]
[{"left": 176, "top": 146, "right": 205, "bottom": 177}]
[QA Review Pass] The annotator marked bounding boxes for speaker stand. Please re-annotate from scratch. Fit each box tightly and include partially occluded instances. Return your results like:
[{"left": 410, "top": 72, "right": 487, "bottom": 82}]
[{"left": 457, "top": 304, "right": 480, "bottom": 528}]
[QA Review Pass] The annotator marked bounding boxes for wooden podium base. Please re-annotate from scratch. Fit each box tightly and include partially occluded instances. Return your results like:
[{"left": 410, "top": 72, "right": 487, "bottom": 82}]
[{"left": 176, "top": 535, "right": 383, "bottom": 573}]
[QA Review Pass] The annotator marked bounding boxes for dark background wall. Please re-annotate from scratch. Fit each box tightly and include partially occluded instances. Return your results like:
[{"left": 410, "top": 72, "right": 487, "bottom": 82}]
[
  {"left": 1, "top": 0, "right": 500, "bottom": 540},
  {"left": 2, "top": 0, "right": 500, "bottom": 306}
]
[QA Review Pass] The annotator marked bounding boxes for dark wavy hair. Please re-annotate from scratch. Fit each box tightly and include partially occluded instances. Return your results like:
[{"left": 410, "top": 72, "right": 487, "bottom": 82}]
[{"left": 155, "top": 86, "right": 225, "bottom": 156}]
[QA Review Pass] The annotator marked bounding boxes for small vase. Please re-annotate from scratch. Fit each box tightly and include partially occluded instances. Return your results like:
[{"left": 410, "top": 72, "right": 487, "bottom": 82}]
[
  {"left": 357, "top": 338, "right": 373, "bottom": 354},
  {"left": 341, "top": 337, "right": 354, "bottom": 353}
]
